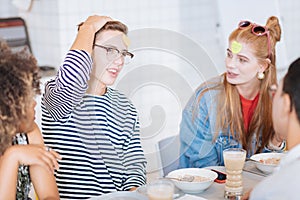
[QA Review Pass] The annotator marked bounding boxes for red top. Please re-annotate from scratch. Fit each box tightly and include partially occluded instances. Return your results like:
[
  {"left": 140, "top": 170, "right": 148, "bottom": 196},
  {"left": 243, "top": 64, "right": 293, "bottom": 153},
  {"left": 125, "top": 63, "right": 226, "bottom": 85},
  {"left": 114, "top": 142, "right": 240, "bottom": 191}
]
[{"left": 240, "top": 93, "right": 259, "bottom": 132}]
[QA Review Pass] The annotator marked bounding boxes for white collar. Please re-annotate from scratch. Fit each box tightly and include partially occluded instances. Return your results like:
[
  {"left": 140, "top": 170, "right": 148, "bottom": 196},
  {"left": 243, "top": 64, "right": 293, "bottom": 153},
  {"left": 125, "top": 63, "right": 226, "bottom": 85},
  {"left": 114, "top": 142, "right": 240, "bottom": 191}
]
[{"left": 279, "top": 144, "right": 300, "bottom": 167}]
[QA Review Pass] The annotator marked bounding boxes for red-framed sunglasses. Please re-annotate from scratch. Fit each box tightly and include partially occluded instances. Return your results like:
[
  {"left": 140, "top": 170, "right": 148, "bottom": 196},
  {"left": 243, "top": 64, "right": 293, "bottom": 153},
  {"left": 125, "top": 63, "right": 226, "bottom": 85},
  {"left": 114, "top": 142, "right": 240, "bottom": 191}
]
[{"left": 238, "top": 21, "right": 271, "bottom": 59}]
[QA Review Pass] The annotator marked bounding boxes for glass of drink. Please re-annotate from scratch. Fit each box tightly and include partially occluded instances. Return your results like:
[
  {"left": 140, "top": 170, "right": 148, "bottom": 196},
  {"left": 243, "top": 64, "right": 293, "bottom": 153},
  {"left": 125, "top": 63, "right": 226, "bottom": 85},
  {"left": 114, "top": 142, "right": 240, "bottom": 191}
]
[
  {"left": 147, "top": 179, "right": 174, "bottom": 200},
  {"left": 223, "top": 148, "right": 246, "bottom": 200}
]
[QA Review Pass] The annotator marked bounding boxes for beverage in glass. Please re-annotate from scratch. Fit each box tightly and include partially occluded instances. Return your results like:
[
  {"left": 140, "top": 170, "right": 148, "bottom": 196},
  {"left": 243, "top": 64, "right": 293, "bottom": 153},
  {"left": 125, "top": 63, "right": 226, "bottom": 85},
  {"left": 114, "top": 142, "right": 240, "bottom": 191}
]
[
  {"left": 223, "top": 148, "right": 246, "bottom": 199},
  {"left": 147, "top": 179, "right": 174, "bottom": 200}
]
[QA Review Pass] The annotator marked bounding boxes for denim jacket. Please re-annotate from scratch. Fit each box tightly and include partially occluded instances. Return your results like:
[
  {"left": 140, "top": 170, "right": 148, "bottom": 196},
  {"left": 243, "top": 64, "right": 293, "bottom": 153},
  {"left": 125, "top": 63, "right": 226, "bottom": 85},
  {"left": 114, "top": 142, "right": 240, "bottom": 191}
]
[{"left": 179, "top": 76, "right": 279, "bottom": 168}]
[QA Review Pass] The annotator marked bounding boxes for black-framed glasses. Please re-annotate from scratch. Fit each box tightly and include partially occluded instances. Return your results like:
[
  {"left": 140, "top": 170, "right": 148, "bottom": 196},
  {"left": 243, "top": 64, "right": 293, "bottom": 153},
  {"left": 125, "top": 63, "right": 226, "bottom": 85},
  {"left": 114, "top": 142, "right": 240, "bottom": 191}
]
[
  {"left": 94, "top": 44, "right": 134, "bottom": 64},
  {"left": 238, "top": 21, "right": 271, "bottom": 59},
  {"left": 268, "top": 84, "right": 277, "bottom": 99}
]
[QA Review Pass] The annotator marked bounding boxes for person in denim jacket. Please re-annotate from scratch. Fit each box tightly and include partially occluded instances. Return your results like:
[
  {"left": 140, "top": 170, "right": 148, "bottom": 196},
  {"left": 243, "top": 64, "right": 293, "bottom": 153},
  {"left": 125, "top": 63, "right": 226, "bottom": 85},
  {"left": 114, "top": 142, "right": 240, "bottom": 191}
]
[{"left": 180, "top": 16, "right": 285, "bottom": 168}]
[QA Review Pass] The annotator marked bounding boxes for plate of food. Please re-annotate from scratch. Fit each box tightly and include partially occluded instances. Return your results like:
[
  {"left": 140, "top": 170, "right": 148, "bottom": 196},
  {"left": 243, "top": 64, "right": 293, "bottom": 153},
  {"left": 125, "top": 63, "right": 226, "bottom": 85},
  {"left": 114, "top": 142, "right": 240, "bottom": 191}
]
[
  {"left": 166, "top": 168, "right": 218, "bottom": 194},
  {"left": 250, "top": 152, "right": 285, "bottom": 174}
]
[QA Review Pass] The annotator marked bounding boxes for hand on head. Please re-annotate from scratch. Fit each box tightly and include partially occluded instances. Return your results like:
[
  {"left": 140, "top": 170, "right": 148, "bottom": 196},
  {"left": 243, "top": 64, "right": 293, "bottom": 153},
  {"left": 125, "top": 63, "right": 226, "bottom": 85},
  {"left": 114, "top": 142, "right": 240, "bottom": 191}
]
[
  {"left": 79, "top": 15, "right": 113, "bottom": 33},
  {"left": 72, "top": 15, "right": 114, "bottom": 54}
]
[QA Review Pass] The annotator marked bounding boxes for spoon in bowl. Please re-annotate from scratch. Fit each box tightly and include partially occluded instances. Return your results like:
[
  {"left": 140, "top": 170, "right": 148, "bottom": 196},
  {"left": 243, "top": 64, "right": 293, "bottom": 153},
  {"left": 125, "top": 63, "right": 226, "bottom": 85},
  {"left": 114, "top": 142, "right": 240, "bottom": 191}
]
[
  {"left": 246, "top": 158, "right": 260, "bottom": 163},
  {"left": 164, "top": 175, "right": 194, "bottom": 182}
]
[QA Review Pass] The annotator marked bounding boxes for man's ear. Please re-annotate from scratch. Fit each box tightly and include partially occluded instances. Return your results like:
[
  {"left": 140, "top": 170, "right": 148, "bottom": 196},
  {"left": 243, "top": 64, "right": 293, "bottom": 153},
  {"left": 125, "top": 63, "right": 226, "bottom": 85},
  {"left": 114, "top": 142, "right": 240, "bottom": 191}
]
[{"left": 283, "top": 93, "right": 292, "bottom": 113}]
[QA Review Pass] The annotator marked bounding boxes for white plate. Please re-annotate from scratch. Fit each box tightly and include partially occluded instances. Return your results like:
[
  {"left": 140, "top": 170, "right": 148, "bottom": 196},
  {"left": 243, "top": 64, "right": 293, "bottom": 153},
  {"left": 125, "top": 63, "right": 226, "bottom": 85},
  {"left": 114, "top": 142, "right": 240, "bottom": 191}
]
[
  {"left": 250, "top": 152, "right": 285, "bottom": 174},
  {"left": 166, "top": 168, "right": 217, "bottom": 194},
  {"left": 89, "top": 191, "right": 148, "bottom": 200}
]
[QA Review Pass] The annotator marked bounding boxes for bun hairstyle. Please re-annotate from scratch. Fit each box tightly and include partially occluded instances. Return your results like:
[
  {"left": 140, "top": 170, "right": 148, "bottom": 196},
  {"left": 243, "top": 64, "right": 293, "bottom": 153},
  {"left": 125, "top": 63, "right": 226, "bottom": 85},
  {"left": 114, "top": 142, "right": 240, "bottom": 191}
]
[
  {"left": 265, "top": 16, "right": 281, "bottom": 64},
  {"left": 266, "top": 16, "right": 281, "bottom": 43},
  {"left": 229, "top": 15, "right": 281, "bottom": 64}
]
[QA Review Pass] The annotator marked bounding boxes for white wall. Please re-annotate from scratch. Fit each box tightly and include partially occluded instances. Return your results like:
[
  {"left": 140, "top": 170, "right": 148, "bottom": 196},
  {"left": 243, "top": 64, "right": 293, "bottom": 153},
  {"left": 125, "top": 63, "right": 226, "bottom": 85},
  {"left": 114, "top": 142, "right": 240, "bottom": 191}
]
[
  {"left": 2, "top": 0, "right": 300, "bottom": 182},
  {"left": 0, "top": 0, "right": 17, "bottom": 17},
  {"left": 217, "top": 0, "right": 289, "bottom": 79},
  {"left": 15, "top": 0, "right": 222, "bottom": 181}
]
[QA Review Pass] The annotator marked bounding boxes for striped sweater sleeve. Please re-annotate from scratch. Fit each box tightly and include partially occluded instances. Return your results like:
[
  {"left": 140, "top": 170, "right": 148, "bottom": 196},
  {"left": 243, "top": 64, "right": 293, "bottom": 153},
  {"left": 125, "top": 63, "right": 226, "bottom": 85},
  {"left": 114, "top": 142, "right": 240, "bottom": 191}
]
[
  {"left": 123, "top": 117, "right": 147, "bottom": 190},
  {"left": 43, "top": 50, "right": 92, "bottom": 121}
]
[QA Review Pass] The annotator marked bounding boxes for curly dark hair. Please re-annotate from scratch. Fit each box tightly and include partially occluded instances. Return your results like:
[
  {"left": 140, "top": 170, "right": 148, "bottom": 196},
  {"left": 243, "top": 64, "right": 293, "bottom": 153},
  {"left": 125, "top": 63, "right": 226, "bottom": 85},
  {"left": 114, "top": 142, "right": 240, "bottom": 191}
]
[{"left": 0, "top": 40, "right": 40, "bottom": 155}]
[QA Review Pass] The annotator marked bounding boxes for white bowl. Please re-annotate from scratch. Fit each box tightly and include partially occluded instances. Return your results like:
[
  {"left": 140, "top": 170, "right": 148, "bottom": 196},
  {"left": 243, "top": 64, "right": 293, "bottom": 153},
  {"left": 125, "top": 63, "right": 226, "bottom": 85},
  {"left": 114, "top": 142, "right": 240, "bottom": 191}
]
[
  {"left": 166, "top": 168, "right": 218, "bottom": 194},
  {"left": 250, "top": 152, "right": 285, "bottom": 174}
]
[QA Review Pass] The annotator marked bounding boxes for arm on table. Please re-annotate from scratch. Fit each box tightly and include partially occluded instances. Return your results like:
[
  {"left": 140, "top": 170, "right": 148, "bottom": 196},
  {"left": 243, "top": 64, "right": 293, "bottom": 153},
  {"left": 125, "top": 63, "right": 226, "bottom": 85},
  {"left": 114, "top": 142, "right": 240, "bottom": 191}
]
[
  {"left": 28, "top": 123, "right": 61, "bottom": 199},
  {"left": 0, "top": 140, "right": 61, "bottom": 199}
]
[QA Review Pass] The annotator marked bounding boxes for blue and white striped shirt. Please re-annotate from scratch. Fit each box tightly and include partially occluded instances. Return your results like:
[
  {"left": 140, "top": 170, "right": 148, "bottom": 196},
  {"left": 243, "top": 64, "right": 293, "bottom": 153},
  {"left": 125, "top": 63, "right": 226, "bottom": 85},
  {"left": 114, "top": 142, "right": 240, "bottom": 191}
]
[{"left": 42, "top": 50, "right": 147, "bottom": 199}]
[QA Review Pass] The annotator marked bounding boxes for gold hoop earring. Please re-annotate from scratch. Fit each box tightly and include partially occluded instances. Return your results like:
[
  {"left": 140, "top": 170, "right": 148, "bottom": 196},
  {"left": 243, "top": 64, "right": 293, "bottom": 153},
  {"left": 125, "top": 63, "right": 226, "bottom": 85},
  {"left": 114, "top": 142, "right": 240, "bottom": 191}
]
[{"left": 257, "top": 72, "right": 265, "bottom": 80}]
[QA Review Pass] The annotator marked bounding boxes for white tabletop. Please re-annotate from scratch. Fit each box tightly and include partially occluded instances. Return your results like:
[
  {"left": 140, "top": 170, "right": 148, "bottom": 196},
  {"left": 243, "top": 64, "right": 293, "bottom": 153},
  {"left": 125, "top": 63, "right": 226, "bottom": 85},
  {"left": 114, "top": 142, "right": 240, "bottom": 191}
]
[
  {"left": 176, "top": 162, "right": 267, "bottom": 200},
  {"left": 102, "top": 161, "right": 268, "bottom": 200}
]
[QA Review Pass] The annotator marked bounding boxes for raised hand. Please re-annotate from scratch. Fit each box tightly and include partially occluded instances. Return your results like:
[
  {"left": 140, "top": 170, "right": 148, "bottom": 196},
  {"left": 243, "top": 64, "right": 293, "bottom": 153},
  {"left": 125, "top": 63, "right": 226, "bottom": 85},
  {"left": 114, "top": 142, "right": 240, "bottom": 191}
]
[
  {"left": 80, "top": 15, "right": 113, "bottom": 33},
  {"left": 72, "top": 15, "right": 113, "bottom": 53}
]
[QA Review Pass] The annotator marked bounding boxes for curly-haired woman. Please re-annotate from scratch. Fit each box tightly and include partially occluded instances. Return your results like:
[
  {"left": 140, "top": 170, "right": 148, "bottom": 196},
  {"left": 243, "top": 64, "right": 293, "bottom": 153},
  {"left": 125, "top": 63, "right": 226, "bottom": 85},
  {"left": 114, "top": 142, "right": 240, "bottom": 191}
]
[{"left": 0, "top": 40, "right": 61, "bottom": 199}]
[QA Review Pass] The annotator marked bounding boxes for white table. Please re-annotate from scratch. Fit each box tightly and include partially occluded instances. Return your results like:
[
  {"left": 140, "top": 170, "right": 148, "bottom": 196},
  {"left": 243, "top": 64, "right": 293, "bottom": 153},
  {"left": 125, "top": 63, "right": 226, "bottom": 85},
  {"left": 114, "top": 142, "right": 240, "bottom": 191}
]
[{"left": 176, "top": 162, "right": 267, "bottom": 200}]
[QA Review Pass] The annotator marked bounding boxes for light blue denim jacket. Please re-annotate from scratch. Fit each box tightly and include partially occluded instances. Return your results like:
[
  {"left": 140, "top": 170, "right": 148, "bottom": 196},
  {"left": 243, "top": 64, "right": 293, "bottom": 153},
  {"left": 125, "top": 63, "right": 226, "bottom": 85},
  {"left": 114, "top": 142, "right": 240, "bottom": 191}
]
[{"left": 179, "top": 76, "right": 279, "bottom": 168}]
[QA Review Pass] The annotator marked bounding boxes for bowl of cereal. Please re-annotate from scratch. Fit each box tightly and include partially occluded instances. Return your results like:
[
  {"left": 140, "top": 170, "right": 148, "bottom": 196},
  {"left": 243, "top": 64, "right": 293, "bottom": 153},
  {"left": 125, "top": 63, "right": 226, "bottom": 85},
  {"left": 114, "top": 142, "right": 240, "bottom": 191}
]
[
  {"left": 166, "top": 168, "right": 218, "bottom": 194},
  {"left": 250, "top": 152, "right": 285, "bottom": 174}
]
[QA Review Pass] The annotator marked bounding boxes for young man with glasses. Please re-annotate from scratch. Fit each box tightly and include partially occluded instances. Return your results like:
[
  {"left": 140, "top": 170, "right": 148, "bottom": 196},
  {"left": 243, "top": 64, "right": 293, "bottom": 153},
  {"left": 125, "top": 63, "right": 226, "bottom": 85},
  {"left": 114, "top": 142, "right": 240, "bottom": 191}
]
[
  {"left": 243, "top": 57, "right": 300, "bottom": 199},
  {"left": 41, "top": 15, "right": 146, "bottom": 199}
]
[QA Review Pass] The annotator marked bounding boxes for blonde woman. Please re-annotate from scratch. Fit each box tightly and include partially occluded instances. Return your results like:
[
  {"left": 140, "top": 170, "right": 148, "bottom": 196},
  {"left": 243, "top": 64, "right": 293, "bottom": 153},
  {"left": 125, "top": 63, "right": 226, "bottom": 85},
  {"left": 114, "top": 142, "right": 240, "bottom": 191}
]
[{"left": 179, "top": 16, "right": 284, "bottom": 168}]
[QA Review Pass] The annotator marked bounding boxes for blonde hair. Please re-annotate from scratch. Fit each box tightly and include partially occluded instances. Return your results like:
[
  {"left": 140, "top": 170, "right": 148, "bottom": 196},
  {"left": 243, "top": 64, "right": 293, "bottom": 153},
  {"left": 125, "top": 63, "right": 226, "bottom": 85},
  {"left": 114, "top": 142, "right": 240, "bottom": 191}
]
[{"left": 196, "top": 16, "right": 281, "bottom": 153}]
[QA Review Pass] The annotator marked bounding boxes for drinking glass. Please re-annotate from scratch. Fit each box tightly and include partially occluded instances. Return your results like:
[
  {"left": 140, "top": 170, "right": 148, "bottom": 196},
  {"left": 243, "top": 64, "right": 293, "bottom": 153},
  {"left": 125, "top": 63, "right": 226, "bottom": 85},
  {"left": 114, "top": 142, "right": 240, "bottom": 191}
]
[
  {"left": 147, "top": 179, "right": 174, "bottom": 200},
  {"left": 223, "top": 148, "right": 246, "bottom": 200}
]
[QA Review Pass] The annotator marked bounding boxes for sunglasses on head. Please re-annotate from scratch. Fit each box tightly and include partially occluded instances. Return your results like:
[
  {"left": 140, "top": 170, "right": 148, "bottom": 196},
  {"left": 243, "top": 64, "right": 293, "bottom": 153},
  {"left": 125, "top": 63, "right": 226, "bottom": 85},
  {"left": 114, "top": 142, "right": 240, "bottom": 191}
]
[{"left": 238, "top": 21, "right": 271, "bottom": 59}]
